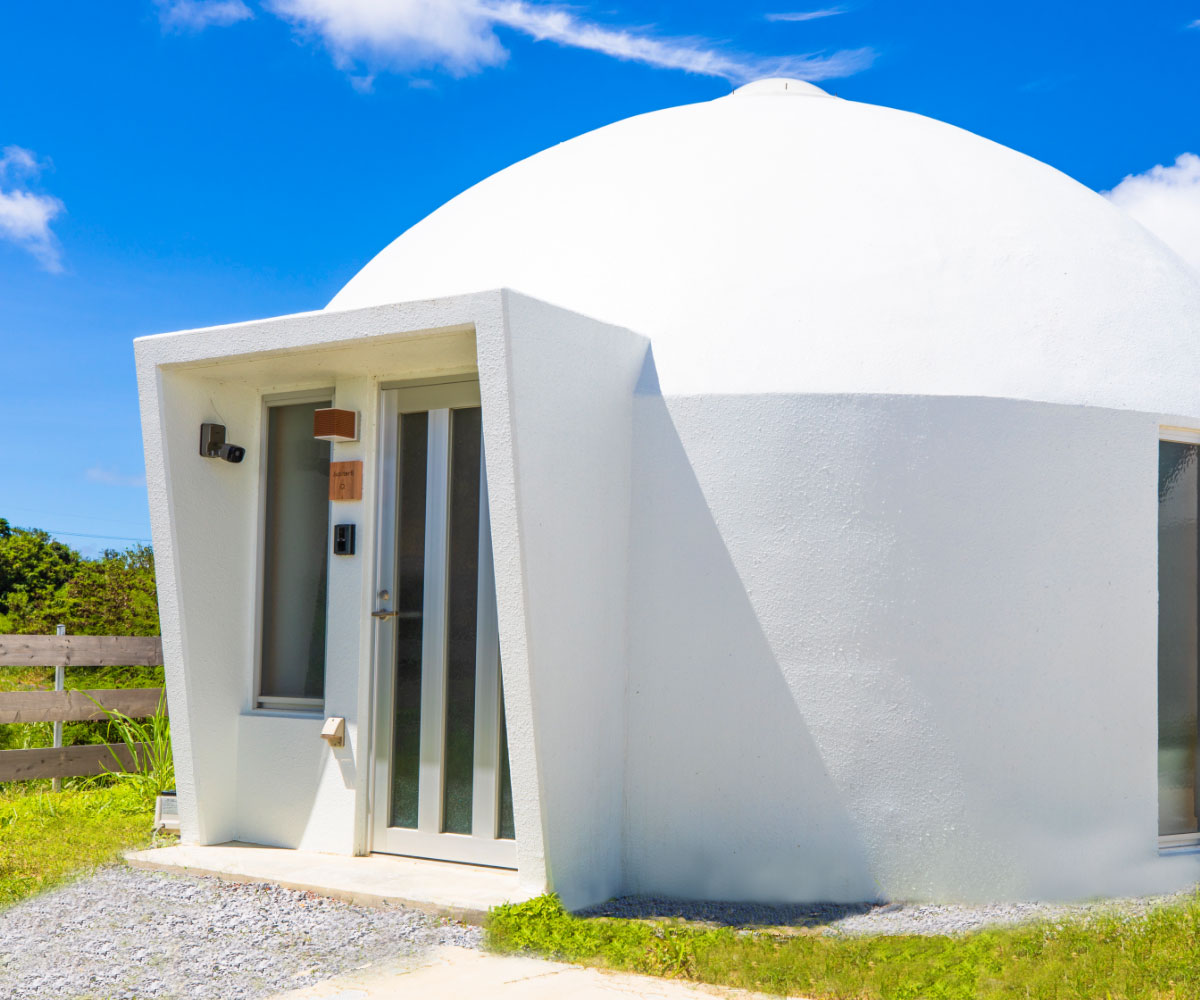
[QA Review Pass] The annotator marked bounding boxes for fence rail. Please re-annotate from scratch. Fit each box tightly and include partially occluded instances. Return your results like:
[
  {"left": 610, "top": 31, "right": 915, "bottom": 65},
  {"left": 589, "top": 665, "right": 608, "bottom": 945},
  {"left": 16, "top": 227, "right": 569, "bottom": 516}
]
[
  {"left": 0, "top": 634, "right": 165, "bottom": 782},
  {"left": 0, "top": 743, "right": 152, "bottom": 782},
  {"left": 0, "top": 635, "right": 163, "bottom": 668},
  {"left": 0, "top": 688, "right": 165, "bottom": 724}
]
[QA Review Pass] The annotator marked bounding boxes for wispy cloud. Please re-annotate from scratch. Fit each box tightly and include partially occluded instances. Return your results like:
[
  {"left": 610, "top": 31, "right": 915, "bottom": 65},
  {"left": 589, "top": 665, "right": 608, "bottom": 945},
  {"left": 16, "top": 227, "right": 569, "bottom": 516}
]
[
  {"left": 765, "top": 7, "right": 850, "bottom": 22},
  {"left": 155, "top": 0, "right": 253, "bottom": 32},
  {"left": 1105, "top": 153, "right": 1200, "bottom": 275},
  {"left": 86, "top": 467, "right": 148, "bottom": 488},
  {"left": 1188, "top": 18, "right": 1200, "bottom": 29},
  {"left": 0, "top": 146, "right": 64, "bottom": 272},
  {"left": 261, "top": 0, "right": 875, "bottom": 84}
]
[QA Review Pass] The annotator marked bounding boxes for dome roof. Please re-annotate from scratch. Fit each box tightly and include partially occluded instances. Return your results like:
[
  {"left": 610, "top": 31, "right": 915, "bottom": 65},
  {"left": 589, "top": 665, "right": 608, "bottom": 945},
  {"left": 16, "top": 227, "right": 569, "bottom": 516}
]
[{"left": 330, "top": 79, "right": 1200, "bottom": 413}]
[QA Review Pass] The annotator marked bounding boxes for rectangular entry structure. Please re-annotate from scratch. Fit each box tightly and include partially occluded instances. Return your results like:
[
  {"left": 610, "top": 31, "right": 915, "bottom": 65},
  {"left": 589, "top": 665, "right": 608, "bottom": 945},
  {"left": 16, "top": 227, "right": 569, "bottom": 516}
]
[
  {"left": 371, "top": 381, "right": 516, "bottom": 867},
  {"left": 135, "top": 292, "right": 649, "bottom": 910}
]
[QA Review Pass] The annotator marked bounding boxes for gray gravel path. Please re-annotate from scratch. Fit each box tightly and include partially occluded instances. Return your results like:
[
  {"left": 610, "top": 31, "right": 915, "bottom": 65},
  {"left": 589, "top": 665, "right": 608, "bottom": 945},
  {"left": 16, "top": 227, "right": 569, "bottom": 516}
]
[
  {"left": 0, "top": 865, "right": 481, "bottom": 1000},
  {"left": 578, "top": 890, "right": 1193, "bottom": 936}
]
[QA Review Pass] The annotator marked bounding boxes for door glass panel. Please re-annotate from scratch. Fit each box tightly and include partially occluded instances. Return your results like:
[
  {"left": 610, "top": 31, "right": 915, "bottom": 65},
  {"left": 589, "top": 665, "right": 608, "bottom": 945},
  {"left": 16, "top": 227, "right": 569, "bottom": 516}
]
[
  {"left": 442, "top": 407, "right": 482, "bottom": 834},
  {"left": 498, "top": 680, "right": 515, "bottom": 841},
  {"left": 1159, "top": 440, "right": 1200, "bottom": 838},
  {"left": 390, "top": 412, "right": 428, "bottom": 830}
]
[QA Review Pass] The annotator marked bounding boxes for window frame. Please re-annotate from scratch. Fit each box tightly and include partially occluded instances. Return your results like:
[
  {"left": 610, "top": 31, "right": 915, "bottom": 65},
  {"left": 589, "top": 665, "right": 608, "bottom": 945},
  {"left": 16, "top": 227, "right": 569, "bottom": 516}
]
[
  {"left": 251, "top": 387, "right": 335, "bottom": 715},
  {"left": 1158, "top": 425, "right": 1200, "bottom": 852}
]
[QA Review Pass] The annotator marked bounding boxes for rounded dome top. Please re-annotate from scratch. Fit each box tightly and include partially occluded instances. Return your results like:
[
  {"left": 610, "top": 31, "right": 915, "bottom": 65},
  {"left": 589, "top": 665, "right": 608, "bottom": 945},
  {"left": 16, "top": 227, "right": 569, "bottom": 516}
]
[{"left": 331, "top": 81, "right": 1200, "bottom": 413}]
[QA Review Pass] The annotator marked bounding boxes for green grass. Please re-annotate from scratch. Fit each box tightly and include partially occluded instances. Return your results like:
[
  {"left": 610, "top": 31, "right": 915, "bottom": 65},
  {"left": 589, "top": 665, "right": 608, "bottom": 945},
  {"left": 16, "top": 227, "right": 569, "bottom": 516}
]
[
  {"left": 0, "top": 784, "right": 156, "bottom": 908},
  {"left": 487, "top": 893, "right": 1200, "bottom": 999}
]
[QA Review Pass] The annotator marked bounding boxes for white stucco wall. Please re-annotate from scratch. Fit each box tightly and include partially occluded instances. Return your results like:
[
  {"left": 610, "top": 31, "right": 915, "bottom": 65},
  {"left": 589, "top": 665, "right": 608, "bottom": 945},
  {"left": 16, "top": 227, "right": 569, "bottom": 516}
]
[
  {"left": 624, "top": 390, "right": 1200, "bottom": 902},
  {"left": 485, "top": 292, "right": 647, "bottom": 907},
  {"left": 233, "top": 376, "right": 381, "bottom": 852}
]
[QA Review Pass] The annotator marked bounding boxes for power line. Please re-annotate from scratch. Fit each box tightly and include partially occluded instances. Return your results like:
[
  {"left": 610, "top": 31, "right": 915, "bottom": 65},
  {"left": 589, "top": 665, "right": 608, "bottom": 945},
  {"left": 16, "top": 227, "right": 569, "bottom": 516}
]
[{"left": 40, "top": 530, "right": 152, "bottom": 544}]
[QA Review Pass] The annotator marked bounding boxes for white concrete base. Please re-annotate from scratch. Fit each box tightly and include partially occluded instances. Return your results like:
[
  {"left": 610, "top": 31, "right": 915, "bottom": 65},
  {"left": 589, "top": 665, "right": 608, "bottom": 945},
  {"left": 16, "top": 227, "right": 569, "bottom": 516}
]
[
  {"left": 123, "top": 843, "right": 531, "bottom": 923},
  {"left": 266, "top": 946, "right": 786, "bottom": 1000}
]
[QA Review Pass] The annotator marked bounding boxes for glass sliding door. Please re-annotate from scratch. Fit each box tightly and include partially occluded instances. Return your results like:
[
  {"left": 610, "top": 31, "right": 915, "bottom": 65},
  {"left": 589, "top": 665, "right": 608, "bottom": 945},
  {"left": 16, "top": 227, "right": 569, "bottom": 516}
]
[{"left": 371, "top": 382, "right": 516, "bottom": 867}]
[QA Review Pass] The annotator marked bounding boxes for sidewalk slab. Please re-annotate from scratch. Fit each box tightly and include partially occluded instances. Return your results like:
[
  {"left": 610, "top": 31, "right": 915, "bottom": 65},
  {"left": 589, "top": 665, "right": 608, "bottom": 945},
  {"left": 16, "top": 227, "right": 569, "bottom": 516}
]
[
  {"left": 124, "top": 843, "right": 530, "bottom": 923},
  {"left": 267, "top": 946, "right": 790, "bottom": 1000}
]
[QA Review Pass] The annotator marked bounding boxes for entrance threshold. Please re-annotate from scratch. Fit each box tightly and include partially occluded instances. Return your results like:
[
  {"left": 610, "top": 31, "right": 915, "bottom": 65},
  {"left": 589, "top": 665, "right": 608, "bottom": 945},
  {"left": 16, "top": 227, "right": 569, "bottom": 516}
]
[{"left": 125, "top": 842, "right": 530, "bottom": 923}]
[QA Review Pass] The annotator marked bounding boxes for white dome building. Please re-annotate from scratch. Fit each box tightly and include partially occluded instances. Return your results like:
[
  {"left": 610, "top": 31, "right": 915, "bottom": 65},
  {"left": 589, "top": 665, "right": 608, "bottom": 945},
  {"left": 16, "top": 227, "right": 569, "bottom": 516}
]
[{"left": 136, "top": 80, "right": 1200, "bottom": 910}]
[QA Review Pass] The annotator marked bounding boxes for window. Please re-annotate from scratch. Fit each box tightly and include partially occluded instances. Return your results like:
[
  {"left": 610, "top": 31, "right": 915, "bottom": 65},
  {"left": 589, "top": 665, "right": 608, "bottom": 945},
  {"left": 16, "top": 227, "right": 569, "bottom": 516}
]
[
  {"left": 1159, "top": 432, "right": 1200, "bottom": 846},
  {"left": 258, "top": 396, "right": 332, "bottom": 711}
]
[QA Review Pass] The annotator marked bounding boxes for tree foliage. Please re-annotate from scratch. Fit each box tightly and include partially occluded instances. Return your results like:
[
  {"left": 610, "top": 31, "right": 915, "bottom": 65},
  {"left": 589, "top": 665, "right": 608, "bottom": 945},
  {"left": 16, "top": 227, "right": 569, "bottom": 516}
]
[
  {"left": 0, "top": 519, "right": 80, "bottom": 619},
  {"left": 0, "top": 525, "right": 158, "bottom": 637}
]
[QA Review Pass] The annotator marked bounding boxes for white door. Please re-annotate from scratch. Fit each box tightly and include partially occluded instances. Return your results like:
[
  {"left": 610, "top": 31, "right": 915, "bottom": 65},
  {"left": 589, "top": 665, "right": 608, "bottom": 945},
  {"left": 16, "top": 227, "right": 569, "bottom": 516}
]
[{"left": 371, "top": 381, "right": 516, "bottom": 867}]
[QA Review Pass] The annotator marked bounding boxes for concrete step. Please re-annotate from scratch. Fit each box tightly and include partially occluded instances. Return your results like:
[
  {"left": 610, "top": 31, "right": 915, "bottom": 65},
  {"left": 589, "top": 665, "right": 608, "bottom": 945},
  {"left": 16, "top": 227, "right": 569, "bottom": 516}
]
[{"left": 125, "top": 842, "right": 532, "bottom": 923}]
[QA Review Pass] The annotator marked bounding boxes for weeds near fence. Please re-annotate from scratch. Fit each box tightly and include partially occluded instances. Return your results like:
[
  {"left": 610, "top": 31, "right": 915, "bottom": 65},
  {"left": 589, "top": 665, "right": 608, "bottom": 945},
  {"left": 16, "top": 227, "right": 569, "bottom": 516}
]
[{"left": 89, "top": 691, "right": 173, "bottom": 808}]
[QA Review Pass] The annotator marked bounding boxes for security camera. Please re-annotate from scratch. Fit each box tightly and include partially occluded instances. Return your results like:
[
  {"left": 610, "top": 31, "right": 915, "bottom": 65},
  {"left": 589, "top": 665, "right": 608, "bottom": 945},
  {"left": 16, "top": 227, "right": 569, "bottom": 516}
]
[
  {"left": 199, "top": 423, "right": 246, "bottom": 464},
  {"left": 216, "top": 442, "right": 246, "bottom": 463}
]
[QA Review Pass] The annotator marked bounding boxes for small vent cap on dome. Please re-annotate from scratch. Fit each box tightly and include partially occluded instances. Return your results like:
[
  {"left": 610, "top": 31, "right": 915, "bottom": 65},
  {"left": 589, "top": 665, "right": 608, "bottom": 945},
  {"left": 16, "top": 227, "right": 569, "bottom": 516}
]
[{"left": 732, "top": 78, "right": 830, "bottom": 98}]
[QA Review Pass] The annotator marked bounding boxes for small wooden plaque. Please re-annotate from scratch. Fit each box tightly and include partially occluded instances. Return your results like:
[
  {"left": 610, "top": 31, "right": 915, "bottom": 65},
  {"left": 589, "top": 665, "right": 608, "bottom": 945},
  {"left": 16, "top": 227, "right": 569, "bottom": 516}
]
[
  {"left": 329, "top": 461, "right": 363, "bottom": 501},
  {"left": 314, "top": 408, "right": 359, "bottom": 442}
]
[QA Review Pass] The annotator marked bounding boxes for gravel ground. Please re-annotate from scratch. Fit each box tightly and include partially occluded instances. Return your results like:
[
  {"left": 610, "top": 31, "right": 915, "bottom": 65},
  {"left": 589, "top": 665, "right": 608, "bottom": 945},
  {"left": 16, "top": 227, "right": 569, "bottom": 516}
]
[
  {"left": 0, "top": 866, "right": 482, "bottom": 1000},
  {"left": 578, "top": 890, "right": 1193, "bottom": 936}
]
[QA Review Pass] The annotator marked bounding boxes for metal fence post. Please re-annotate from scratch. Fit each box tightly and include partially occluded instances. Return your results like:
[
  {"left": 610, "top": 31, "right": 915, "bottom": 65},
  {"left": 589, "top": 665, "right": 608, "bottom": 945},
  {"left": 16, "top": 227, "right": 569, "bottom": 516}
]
[{"left": 51, "top": 623, "right": 65, "bottom": 792}]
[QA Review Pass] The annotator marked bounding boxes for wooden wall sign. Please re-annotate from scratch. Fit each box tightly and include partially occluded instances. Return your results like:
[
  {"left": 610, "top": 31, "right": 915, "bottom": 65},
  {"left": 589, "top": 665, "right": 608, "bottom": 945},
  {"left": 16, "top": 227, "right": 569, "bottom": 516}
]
[
  {"left": 329, "top": 461, "right": 363, "bottom": 501},
  {"left": 314, "top": 408, "right": 359, "bottom": 443}
]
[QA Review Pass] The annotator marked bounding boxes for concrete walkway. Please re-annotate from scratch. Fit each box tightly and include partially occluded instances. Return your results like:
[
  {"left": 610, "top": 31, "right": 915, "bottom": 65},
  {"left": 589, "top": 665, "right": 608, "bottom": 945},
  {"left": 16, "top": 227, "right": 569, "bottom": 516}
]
[
  {"left": 267, "top": 946, "right": 787, "bottom": 1000},
  {"left": 125, "top": 843, "right": 531, "bottom": 923}
]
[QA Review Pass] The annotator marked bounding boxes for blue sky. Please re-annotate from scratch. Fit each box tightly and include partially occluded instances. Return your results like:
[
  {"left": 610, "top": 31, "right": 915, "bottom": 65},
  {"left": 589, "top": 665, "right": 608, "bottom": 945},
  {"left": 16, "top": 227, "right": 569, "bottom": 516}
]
[{"left": 1, "top": 1, "right": 1198, "bottom": 554}]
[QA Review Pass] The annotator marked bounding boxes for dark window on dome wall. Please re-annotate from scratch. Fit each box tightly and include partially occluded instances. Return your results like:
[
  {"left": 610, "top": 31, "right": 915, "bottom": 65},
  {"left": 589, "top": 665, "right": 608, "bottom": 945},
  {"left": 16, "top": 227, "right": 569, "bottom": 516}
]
[{"left": 1159, "top": 435, "right": 1200, "bottom": 846}]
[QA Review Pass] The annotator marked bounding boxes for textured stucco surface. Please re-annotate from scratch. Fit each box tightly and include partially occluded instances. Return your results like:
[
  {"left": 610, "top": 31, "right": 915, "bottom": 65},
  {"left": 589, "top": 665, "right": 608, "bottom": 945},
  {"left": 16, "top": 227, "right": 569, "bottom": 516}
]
[
  {"left": 624, "top": 391, "right": 1200, "bottom": 902},
  {"left": 495, "top": 293, "right": 647, "bottom": 907}
]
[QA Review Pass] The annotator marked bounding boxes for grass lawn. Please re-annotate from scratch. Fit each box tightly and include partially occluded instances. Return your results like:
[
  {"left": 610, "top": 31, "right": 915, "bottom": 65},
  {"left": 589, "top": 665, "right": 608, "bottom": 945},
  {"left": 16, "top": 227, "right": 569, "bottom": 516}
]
[
  {"left": 0, "top": 784, "right": 156, "bottom": 908},
  {"left": 488, "top": 893, "right": 1200, "bottom": 999}
]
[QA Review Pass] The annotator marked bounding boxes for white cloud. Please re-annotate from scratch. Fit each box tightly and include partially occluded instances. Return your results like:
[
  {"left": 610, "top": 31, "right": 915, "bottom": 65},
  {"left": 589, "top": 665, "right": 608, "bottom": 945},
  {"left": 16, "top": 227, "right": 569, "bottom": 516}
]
[
  {"left": 0, "top": 146, "right": 64, "bottom": 272},
  {"left": 266, "top": 0, "right": 507, "bottom": 75},
  {"left": 766, "top": 8, "right": 850, "bottom": 22},
  {"left": 263, "top": 0, "right": 875, "bottom": 83},
  {"left": 156, "top": 0, "right": 253, "bottom": 31},
  {"left": 86, "top": 467, "right": 148, "bottom": 488},
  {"left": 1105, "top": 153, "right": 1200, "bottom": 275}
]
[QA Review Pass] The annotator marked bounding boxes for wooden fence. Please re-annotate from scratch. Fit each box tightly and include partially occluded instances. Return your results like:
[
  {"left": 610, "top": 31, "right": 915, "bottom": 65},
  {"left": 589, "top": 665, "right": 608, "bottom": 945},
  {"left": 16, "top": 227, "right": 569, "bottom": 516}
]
[{"left": 0, "top": 635, "right": 165, "bottom": 782}]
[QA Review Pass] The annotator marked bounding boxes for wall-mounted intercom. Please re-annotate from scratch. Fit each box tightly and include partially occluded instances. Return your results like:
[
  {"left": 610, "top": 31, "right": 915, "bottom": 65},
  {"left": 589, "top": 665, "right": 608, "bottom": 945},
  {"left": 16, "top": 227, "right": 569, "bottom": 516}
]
[{"left": 333, "top": 523, "right": 355, "bottom": 556}]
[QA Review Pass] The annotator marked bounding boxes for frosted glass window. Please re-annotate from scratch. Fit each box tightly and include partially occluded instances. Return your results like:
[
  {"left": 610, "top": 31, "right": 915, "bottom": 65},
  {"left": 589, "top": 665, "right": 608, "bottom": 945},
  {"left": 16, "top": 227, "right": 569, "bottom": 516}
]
[
  {"left": 442, "top": 407, "right": 482, "bottom": 835},
  {"left": 259, "top": 399, "right": 331, "bottom": 704},
  {"left": 1159, "top": 440, "right": 1200, "bottom": 838},
  {"left": 390, "top": 412, "right": 428, "bottom": 829}
]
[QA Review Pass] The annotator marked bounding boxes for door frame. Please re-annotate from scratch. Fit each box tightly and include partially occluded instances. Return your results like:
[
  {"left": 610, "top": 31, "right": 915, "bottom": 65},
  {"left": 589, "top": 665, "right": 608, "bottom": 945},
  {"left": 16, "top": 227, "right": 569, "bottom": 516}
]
[{"left": 367, "top": 378, "right": 516, "bottom": 868}]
